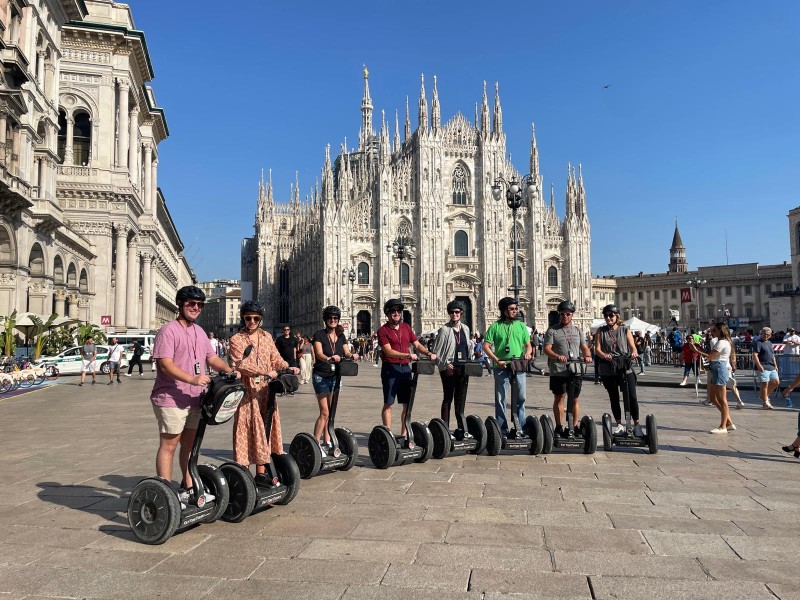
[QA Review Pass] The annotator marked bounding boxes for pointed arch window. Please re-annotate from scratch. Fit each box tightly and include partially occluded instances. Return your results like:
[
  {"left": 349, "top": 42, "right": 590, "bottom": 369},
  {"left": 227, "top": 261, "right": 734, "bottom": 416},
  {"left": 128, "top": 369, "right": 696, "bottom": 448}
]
[
  {"left": 547, "top": 266, "right": 558, "bottom": 287},
  {"left": 357, "top": 261, "right": 369, "bottom": 285},
  {"left": 454, "top": 231, "right": 468, "bottom": 256},
  {"left": 452, "top": 165, "right": 468, "bottom": 205},
  {"left": 400, "top": 262, "right": 410, "bottom": 286},
  {"left": 510, "top": 224, "right": 525, "bottom": 249}
]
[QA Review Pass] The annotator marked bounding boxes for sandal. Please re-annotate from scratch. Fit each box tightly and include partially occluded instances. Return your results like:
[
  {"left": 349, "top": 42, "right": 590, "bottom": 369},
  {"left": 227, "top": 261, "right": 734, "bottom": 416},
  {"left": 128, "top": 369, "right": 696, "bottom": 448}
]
[{"left": 781, "top": 444, "right": 800, "bottom": 458}]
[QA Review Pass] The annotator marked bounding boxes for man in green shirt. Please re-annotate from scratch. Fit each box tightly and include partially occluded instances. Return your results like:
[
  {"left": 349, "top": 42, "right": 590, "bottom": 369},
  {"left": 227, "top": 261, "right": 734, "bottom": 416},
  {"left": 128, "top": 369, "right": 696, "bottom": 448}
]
[{"left": 483, "top": 297, "right": 533, "bottom": 438}]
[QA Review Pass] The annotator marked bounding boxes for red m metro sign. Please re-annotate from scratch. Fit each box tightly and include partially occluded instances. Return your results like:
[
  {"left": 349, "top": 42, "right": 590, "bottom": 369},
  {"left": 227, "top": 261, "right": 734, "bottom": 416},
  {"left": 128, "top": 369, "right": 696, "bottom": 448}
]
[
  {"left": 680, "top": 288, "right": 692, "bottom": 303},
  {"left": 100, "top": 315, "right": 111, "bottom": 325}
]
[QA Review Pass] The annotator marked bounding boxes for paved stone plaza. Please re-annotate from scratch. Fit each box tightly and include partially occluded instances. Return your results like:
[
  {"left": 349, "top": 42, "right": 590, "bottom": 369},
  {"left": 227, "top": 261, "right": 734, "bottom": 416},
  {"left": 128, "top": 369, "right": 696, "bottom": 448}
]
[{"left": 0, "top": 364, "right": 799, "bottom": 599}]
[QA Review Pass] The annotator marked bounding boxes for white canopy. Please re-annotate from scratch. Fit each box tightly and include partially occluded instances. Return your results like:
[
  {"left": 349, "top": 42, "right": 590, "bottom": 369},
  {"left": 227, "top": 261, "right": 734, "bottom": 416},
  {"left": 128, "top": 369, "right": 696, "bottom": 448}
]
[
  {"left": 625, "top": 316, "right": 660, "bottom": 335},
  {"left": 589, "top": 318, "right": 606, "bottom": 333}
]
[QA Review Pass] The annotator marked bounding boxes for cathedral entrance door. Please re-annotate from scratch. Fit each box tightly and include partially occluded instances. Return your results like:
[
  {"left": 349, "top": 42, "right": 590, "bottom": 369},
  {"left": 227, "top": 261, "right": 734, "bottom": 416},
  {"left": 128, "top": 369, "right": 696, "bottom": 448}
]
[
  {"left": 357, "top": 310, "right": 371, "bottom": 335},
  {"left": 454, "top": 296, "right": 473, "bottom": 332},
  {"left": 402, "top": 310, "right": 411, "bottom": 326}
]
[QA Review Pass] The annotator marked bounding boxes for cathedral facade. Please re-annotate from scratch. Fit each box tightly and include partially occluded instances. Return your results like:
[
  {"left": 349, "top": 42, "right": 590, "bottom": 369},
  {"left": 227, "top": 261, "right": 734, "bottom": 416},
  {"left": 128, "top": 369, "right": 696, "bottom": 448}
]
[{"left": 243, "top": 71, "right": 592, "bottom": 336}]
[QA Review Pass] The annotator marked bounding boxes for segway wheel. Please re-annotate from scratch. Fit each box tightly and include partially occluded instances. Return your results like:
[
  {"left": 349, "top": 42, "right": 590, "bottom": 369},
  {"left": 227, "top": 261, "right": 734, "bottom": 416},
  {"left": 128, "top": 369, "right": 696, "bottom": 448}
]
[
  {"left": 334, "top": 427, "right": 359, "bottom": 471},
  {"left": 411, "top": 421, "right": 433, "bottom": 463},
  {"left": 484, "top": 417, "right": 501, "bottom": 456},
  {"left": 525, "top": 415, "right": 544, "bottom": 456},
  {"left": 368, "top": 426, "right": 396, "bottom": 469},
  {"left": 646, "top": 414, "right": 658, "bottom": 454},
  {"left": 219, "top": 462, "right": 256, "bottom": 523},
  {"left": 540, "top": 415, "right": 553, "bottom": 454},
  {"left": 289, "top": 433, "right": 323, "bottom": 479},
  {"left": 272, "top": 453, "right": 300, "bottom": 505},
  {"left": 429, "top": 418, "right": 451, "bottom": 460},
  {"left": 466, "top": 414, "right": 487, "bottom": 455},
  {"left": 197, "top": 463, "right": 230, "bottom": 523},
  {"left": 581, "top": 415, "right": 596, "bottom": 454},
  {"left": 127, "top": 478, "right": 181, "bottom": 545},
  {"left": 602, "top": 413, "right": 613, "bottom": 452}
]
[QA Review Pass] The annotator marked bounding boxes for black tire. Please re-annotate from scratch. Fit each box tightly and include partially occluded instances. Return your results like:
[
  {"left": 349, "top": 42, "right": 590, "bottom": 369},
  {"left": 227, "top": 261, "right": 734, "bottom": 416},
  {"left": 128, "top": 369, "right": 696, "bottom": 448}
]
[
  {"left": 197, "top": 463, "right": 230, "bottom": 523},
  {"left": 429, "top": 418, "right": 451, "bottom": 460},
  {"left": 100, "top": 361, "right": 111, "bottom": 375},
  {"left": 334, "top": 427, "right": 359, "bottom": 471},
  {"left": 289, "top": 432, "right": 323, "bottom": 479},
  {"left": 525, "top": 415, "right": 544, "bottom": 456},
  {"left": 581, "top": 415, "right": 596, "bottom": 454},
  {"left": 219, "top": 462, "right": 256, "bottom": 523},
  {"left": 368, "top": 426, "right": 396, "bottom": 469},
  {"left": 602, "top": 413, "right": 613, "bottom": 452},
  {"left": 646, "top": 414, "right": 658, "bottom": 454},
  {"left": 466, "top": 414, "right": 487, "bottom": 454},
  {"left": 540, "top": 415, "right": 553, "bottom": 454},
  {"left": 127, "top": 478, "right": 181, "bottom": 545},
  {"left": 272, "top": 453, "right": 300, "bottom": 505},
  {"left": 411, "top": 422, "right": 433, "bottom": 463},
  {"left": 484, "top": 417, "right": 501, "bottom": 456}
]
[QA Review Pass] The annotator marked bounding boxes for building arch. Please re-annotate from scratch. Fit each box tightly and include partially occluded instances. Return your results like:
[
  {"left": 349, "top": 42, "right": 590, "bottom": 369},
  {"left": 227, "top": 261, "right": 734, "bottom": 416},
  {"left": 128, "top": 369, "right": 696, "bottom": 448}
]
[
  {"left": 72, "top": 111, "right": 92, "bottom": 166},
  {"left": 510, "top": 223, "right": 525, "bottom": 249},
  {"left": 53, "top": 255, "right": 65, "bottom": 285},
  {"left": 0, "top": 221, "right": 16, "bottom": 266},
  {"left": 56, "top": 109, "right": 67, "bottom": 162},
  {"left": 451, "top": 163, "right": 470, "bottom": 205},
  {"left": 66, "top": 262, "right": 77, "bottom": 288},
  {"left": 79, "top": 268, "right": 89, "bottom": 293},
  {"left": 28, "top": 243, "right": 45, "bottom": 276}
]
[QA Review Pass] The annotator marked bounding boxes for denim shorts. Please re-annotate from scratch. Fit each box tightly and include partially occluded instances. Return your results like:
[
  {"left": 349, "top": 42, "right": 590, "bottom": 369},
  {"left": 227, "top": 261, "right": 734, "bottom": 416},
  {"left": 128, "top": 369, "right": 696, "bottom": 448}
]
[
  {"left": 757, "top": 368, "right": 779, "bottom": 383},
  {"left": 708, "top": 362, "right": 729, "bottom": 386},
  {"left": 312, "top": 373, "right": 340, "bottom": 395}
]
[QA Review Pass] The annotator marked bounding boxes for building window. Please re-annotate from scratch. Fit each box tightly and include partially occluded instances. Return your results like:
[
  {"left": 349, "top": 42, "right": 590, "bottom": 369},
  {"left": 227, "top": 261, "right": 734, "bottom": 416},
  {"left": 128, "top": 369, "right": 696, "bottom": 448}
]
[
  {"left": 451, "top": 165, "right": 468, "bottom": 205},
  {"left": 706, "top": 306, "right": 714, "bottom": 318},
  {"left": 671, "top": 290, "right": 677, "bottom": 299},
  {"left": 510, "top": 224, "right": 525, "bottom": 250},
  {"left": 622, "top": 292, "right": 628, "bottom": 301},
  {"left": 745, "top": 305, "right": 753, "bottom": 317},
  {"left": 454, "top": 231, "right": 468, "bottom": 256},
  {"left": 765, "top": 284, "right": 771, "bottom": 293},
  {"left": 357, "top": 261, "right": 369, "bottom": 285},
  {"left": 28, "top": 243, "right": 45, "bottom": 275},
  {"left": 654, "top": 290, "right": 660, "bottom": 300},
  {"left": 56, "top": 109, "right": 67, "bottom": 162},
  {"left": 744, "top": 285, "right": 751, "bottom": 295},
  {"left": 706, "top": 288, "right": 713, "bottom": 297},
  {"left": 689, "top": 308, "right": 696, "bottom": 319},
  {"left": 547, "top": 266, "right": 558, "bottom": 287},
  {"left": 786, "top": 283, "right": 792, "bottom": 291},
  {"left": 638, "top": 291, "right": 643, "bottom": 300},
  {"left": 653, "top": 309, "right": 663, "bottom": 320},
  {"left": 400, "top": 262, "right": 409, "bottom": 285},
  {"left": 72, "top": 111, "right": 91, "bottom": 165},
  {"left": 725, "top": 286, "right": 732, "bottom": 295}
]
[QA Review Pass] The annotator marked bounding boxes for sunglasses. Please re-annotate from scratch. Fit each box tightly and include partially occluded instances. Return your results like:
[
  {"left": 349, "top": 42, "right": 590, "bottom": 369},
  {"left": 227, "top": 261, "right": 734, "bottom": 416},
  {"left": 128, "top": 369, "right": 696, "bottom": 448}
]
[
  {"left": 506, "top": 307, "right": 518, "bottom": 312},
  {"left": 325, "top": 316, "right": 340, "bottom": 321},
  {"left": 184, "top": 301, "right": 204, "bottom": 309},
  {"left": 389, "top": 309, "right": 402, "bottom": 315},
  {"left": 603, "top": 314, "right": 616, "bottom": 318},
  {"left": 559, "top": 312, "right": 573, "bottom": 316},
  {"left": 448, "top": 310, "right": 461, "bottom": 315},
  {"left": 243, "top": 316, "right": 262, "bottom": 323}
]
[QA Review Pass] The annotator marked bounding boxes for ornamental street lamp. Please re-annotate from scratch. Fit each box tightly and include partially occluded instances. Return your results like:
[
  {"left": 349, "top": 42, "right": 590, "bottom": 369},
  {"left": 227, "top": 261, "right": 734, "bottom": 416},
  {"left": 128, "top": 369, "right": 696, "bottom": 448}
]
[
  {"left": 387, "top": 238, "right": 415, "bottom": 303},
  {"left": 492, "top": 174, "right": 536, "bottom": 300},
  {"left": 687, "top": 276, "right": 707, "bottom": 331}
]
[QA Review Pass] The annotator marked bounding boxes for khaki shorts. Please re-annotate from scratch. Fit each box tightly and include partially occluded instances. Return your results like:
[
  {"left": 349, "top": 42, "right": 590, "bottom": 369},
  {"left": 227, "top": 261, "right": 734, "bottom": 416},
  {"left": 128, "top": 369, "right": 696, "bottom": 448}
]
[{"left": 151, "top": 404, "right": 201, "bottom": 435}]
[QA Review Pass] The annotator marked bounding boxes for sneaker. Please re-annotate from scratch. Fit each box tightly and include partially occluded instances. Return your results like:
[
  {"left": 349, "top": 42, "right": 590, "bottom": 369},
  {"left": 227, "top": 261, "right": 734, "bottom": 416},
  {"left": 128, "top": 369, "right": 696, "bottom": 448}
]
[
  {"left": 107, "top": 381, "right": 113, "bottom": 385},
  {"left": 125, "top": 373, "right": 132, "bottom": 377},
  {"left": 372, "top": 364, "right": 379, "bottom": 367},
  {"left": 139, "top": 373, "right": 144, "bottom": 377},
  {"left": 612, "top": 424, "right": 625, "bottom": 435},
  {"left": 710, "top": 427, "right": 728, "bottom": 434},
  {"left": 319, "top": 443, "right": 327, "bottom": 457},
  {"left": 594, "top": 381, "right": 600, "bottom": 385},
  {"left": 254, "top": 473, "right": 278, "bottom": 487},
  {"left": 727, "top": 423, "right": 737, "bottom": 431},
  {"left": 633, "top": 424, "right": 644, "bottom": 437},
  {"left": 554, "top": 425, "right": 563, "bottom": 437},
  {"left": 177, "top": 488, "right": 191, "bottom": 509},
  {"left": 787, "top": 399, "right": 794, "bottom": 408},
  {"left": 736, "top": 401, "right": 744, "bottom": 410},
  {"left": 78, "top": 382, "right": 84, "bottom": 386},
  {"left": 202, "top": 492, "right": 216, "bottom": 504},
  {"left": 91, "top": 380, "right": 95, "bottom": 385},
  {"left": 288, "top": 391, "right": 295, "bottom": 397},
  {"left": 679, "top": 381, "right": 687, "bottom": 386},
  {"left": 763, "top": 402, "right": 774, "bottom": 410}
]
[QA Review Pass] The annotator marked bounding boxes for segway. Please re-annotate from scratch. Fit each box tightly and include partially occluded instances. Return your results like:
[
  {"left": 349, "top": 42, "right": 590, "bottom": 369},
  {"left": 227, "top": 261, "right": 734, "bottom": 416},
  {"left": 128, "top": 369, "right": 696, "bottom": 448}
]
[
  {"left": 484, "top": 359, "right": 544, "bottom": 456},
  {"left": 220, "top": 370, "right": 302, "bottom": 522},
  {"left": 601, "top": 359, "right": 658, "bottom": 453},
  {"left": 289, "top": 359, "right": 360, "bottom": 478},
  {"left": 368, "top": 358, "right": 435, "bottom": 469},
  {"left": 539, "top": 358, "right": 596, "bottom": 454},
  {"left": 127, "top": 347, "right": 254, "bottom": 544},
  {"left": 429, "top": 360, "right": 488, "bottom": 459}
]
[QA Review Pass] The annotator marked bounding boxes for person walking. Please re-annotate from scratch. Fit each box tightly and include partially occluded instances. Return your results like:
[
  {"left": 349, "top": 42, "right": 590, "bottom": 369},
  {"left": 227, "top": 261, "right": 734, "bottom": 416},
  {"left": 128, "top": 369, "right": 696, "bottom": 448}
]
[
  {"left": 106, "top": 337, "right": 123, "bottom": 384},
  {"left": 126, "top": 340, "right": 145, "bottom": 377},
  {"left": 431, "top": 300, "right": 473, "bottom": 432},
  {"left": 753, "top": 326, "right": 779, "bottom": 410},
  {"left": 691, "top": 322, "right": 736, "bottom": 434},
  {"left": 275, "top": 325, "right": 297, "bottom": 395},
  {"left": 79, "top": 336, "right": 97, "bottom": 386},
  {"left": 298, "top": 335, "right": 313, "bottom": 385}
]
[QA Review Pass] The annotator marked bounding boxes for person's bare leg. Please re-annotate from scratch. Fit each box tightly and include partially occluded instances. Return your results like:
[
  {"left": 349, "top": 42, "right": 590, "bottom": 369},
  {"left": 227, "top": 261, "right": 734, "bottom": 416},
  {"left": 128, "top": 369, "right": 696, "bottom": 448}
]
[{"left": 156, "top": 433, "right": 180, "bottom": 483}]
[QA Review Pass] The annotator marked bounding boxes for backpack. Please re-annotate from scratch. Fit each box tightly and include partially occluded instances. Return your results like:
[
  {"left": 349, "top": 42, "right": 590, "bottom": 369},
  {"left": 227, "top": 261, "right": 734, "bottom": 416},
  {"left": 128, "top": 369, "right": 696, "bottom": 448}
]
[
  {"left": 669, "top": 331, "right": 683, "bottom": 350},
  {"left": 133, "top": 344, "right": 144, "bottom": 357}
]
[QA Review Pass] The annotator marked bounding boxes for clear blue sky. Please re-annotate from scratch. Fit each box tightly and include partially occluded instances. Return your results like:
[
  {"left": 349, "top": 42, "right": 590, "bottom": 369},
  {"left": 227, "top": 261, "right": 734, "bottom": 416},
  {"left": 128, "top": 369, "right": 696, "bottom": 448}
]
[{"left": 131, "top": 1, "right": 799, "bottom": 281}]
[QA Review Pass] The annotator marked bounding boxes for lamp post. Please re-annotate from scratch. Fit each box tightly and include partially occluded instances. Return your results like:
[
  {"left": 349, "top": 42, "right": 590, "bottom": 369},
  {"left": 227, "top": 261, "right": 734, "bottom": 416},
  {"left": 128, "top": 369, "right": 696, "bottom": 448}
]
[
  {"left": 687, "top": 276, "right": 706, "bottom": 331},
  {"left": 492, "top": 174, "right": 536, "bottom": 299},
  {"left": 387, "top": 238, "right": 415, "bottom": 304}
]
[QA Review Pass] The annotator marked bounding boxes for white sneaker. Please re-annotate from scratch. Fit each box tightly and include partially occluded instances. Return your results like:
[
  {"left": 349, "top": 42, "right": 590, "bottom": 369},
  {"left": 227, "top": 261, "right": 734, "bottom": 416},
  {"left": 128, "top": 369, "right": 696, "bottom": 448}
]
[
  {"left": 679, "top": 381, "right": 687, "bottom": 386},
  {"left": 633, "top": 424, "right": 644, "bottom": 437},
  {"left": 763, "top": 402, "right": 774, "bottom": 410},
  {"left": 612, "top": 424, "right": 625, "bottom": 435},
  {"left": 203, "top": 492, "right": 216, "bottom": 503},
  {"left": 710, "top": 427, "right": 727, "bottom": 434},
  {"left": 124, "top": 373, "right": 131, "bottom": 377},
  {"left": 736, "top": 401, "right": 744, "bottom": 410},
  {"left": 319, "top": 443, "right": 328, "bottom": 458},
  {"left": 727, "top": 423, "right": 736, "bottom": 431}
]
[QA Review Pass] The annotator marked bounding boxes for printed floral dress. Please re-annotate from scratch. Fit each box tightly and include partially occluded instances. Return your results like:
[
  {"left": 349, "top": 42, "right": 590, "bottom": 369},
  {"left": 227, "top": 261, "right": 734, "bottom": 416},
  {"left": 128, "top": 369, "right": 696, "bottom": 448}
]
[{"left": 229, "top": 330, "right": 288, "bottom": 466}]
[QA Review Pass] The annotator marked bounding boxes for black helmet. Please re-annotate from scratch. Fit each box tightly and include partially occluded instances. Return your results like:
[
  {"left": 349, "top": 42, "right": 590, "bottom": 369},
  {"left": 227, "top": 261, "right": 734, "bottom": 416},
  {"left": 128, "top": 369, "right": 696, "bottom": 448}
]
[
  {"left": 176, "top": 285, "right": 205, "bottom": 306},
  {"left": 498, "top": 297, "right": 518, "bottom": 312},
  {"left": 384, "top": 299, "right": 404, "bottom": 314},
  {"left": 446, "top": 300, "right": 466, "bottom": 314},
  {"left": 602, "top": 304, "right": 620, "bottom": 316},
  {"left": 240, "top": 300, "right": 265, "bottom": 316},
  {"left": 557, "top": 300, "right": 576, "bottom": 313},
  {"left": 322, "top": 305, "right": 341, "bottom": 319}
]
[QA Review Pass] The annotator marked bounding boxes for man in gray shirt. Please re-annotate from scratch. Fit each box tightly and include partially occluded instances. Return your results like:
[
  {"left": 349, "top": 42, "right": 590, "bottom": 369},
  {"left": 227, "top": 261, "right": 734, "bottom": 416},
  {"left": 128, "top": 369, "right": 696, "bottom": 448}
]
[{"left": 79, "top": 336, "right": 98, "bottom": 386}]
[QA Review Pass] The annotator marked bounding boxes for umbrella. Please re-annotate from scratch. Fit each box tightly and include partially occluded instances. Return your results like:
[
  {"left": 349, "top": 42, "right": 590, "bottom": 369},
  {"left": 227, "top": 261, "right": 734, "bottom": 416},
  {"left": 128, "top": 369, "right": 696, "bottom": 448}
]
[
  {"left": 13, "top": 313, "right": 47, "bottom": 356},
  {"left": 50, "top": 316, "right": 80, "bottom": 328}
]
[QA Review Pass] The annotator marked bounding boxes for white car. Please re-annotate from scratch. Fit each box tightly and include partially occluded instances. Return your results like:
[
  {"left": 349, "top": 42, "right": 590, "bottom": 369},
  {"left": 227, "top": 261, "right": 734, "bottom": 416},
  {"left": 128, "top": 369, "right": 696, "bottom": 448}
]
[{"left": 36, "top": 345, "right": 129, "bottom": 375}]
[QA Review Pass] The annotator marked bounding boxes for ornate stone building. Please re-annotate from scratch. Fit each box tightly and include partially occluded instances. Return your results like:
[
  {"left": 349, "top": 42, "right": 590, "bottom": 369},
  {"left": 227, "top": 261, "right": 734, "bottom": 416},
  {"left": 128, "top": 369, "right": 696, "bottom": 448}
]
[
  {"left": 0, "top": 0, "right": 194, "bottom": 329},
  {"left": 243, "top": 70, "right": 593, "bottom": 336}
]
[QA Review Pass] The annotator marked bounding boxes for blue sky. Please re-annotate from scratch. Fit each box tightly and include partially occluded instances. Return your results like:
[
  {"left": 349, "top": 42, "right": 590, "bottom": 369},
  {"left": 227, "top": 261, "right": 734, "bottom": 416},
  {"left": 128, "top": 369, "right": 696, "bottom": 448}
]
[{"left": 131, "top": 1, "right": 799, "bottom": 281}]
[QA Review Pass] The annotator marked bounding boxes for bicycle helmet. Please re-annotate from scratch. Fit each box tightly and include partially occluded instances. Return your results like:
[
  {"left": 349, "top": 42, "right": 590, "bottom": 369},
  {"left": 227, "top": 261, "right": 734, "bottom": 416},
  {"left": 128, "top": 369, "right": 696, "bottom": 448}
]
[
  {"left": 383, "top": 299, "right": 404, "bottom": 314},
  {"left": 446, "top": 300, "right": 466, "bottom": 314},
  {"left": 240, "top": 300, "right": 265, "bottom": 316},
  {"left": 176, "top": 285, "right": 205, "bottom": 306},
  {"left": 602, "top": 304, "right": 620, "bottom": 316},
  {"left": 557, "top": 300, "right": 576, "bottom": 313},
  {"left": 322, "top": 305, "right": 342, "bottom": 319},
  {"left": 498, "top": 297, "right": 518, "bottom": 312}
]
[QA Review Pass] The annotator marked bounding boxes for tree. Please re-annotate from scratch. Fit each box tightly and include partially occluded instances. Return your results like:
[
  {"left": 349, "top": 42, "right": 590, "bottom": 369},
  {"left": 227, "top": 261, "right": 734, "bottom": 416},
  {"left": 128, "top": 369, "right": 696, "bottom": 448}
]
[
  {"left": 0, "top": 311, "right": 17, "bottom": 357},
  {"left": 30, "top": 313, "right": 58, "bottom": 360},
  {"left": 74, "top": 322, "right": 107, "bottom": 345},
  {"left": 41, "top": 325, "right": 74, "bottom": 357}
]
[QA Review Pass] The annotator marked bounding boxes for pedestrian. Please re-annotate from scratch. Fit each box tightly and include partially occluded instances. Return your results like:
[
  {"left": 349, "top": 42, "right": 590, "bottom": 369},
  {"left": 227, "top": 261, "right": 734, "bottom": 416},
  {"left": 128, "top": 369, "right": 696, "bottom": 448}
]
[
  {"left": 482, "top": 297, "right": 533, "bottom": 439},
  {"left": 544, "top": 300, "right": 593, "bottom": 435},
  {"left": 126, "top": 339, "right": 145, "bottom": 377},
  {"left": 679, "top": 341, "right": 699, "bottom": 387},
  {"left": 377, "top": 299, "right": 436, "bottom": 439},
  {"left": 594, "top": 304, "right": 643, "bottom": 436},
  {"left": 372, "top": 334, "right": 380, "bottom": 367},
  {"left": 633, "top": 331, "right": 646, "bottom": 375},
  {"left": 79, "top": 336, "right": 97, "bottom": 386},
  {"left": 311, "top": 306, "right": 358, "bottom": 455},
  {"left": 229, "top": 300, "right": 297, "bottom": 486},
  {"left": 753, "top": 326, "right": 779, "bottom": 410},
  {"left": 781, "top": 412, "right": 800, "bottom": 459},
  {"left": 299, "top": 335, "right": 313, "bottom": 384},
  {"left": 643, "top": 332, "right": 653, "bottom": 368},
  {"left": 691, "top": 322, "right": 736, "bottom": 434},
  {"left": 275, "top": 325, "right": 297, "bottom": 395},
  {"left": 106, "top": 337, "right": 123, "bottom": 384},
  {"left": 208, "top": 332, "right": 220, "bottom": 358},
  {"left": 431, "top": 300, "right": 473, "bottom": 432},
  {"left": 150, "top": 286, "right": 235, "bottom": 506}
]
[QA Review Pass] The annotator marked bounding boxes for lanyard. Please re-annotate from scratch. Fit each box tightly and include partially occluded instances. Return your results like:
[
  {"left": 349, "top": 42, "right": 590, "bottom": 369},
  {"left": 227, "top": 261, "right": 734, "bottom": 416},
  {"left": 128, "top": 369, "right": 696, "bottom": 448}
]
[{"left": 327, "top": 329, "right": 338, "bottom": 357}]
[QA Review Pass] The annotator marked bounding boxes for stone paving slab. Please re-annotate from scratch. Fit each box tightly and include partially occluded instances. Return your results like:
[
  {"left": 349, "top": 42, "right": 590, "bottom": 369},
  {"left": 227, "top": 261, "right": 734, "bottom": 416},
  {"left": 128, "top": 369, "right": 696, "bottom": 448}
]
[
  {"left": 589, "top": 576, "right": 777, "bottom": 600},
  {"left": 554, "top": 550, "right": 708, "bottom": 579}
]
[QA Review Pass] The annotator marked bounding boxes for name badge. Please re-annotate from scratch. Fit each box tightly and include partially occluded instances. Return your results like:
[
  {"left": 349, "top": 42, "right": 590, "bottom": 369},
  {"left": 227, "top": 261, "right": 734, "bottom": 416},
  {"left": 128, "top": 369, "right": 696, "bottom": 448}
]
[
  {"left": 456, "top": 351, "right": 463, "bottom": 362},
  {"left": 194, "top": 363, "right": 201, "bottom": 376}
]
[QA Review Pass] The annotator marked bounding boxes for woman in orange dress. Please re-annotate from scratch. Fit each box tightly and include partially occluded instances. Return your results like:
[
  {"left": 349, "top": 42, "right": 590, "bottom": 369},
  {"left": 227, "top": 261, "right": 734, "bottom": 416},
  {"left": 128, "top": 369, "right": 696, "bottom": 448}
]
[{"left": 229, "top": 301, "right": 298, "bottom": 484}]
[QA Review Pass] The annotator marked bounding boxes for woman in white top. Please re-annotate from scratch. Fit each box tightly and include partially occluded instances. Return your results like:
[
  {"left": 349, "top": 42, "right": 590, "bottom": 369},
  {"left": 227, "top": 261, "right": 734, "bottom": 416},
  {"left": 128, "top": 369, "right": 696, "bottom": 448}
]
[{"left": 692, "top": 322, "right": 736, "bottom": 434}]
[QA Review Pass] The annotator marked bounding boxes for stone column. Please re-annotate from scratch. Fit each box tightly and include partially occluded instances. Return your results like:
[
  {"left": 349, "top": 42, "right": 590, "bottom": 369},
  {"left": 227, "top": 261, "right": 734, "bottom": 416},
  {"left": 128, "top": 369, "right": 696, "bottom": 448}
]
[
  {"left": 151, "top": 159, "right": 158, "bottom": 210},
  {"left": 64, "top": 115, "right": 74, "bottom": 165},
  {"left": 68, "top": 294, "right": 79, "bottom": 319},
  {"left": 128, "top": 106, "right": 139, "bottom": 180},
  {"left": 114, "top": 224, "right": 129, "bottom": 326},
  {"left": 142, "top": 142, "right": 152, "bottom": 212},
  {"left": 126, "top": 239, "right": 139, "bottom": 328},
  {"left": 32, "top": 156, "right": 40, "bottom": 195},
  {"left": 36, "top": 51, "right": 44, "bottom": 84},
  {"left": 0, "top": 114, "right": 6, "bottom": 161},
  {"left": 117, "top": 80, "right": 129, "bottom": 168},
  {"left": 141, "top": 252, "right": 152, "bottom": 328},
  {"left": 54, "top": 288, "right": 66, "bottom": 316}
]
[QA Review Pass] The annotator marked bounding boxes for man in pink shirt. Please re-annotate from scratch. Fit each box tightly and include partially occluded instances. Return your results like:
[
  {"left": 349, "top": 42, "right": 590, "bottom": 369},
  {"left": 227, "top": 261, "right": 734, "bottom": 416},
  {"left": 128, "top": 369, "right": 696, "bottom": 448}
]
[{"left": 151, "top": 286, "right": 234, "bottom": 499}]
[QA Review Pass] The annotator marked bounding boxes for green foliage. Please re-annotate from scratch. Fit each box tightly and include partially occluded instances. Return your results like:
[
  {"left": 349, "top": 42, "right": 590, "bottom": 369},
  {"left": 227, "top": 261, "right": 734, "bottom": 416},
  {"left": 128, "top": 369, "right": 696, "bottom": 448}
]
[
  {"left": 41, "top": 325, "right": 74, "bottom": 357},
  {"left": 74, "top": 322, "right": 106, "bottom": 346},
  {"left": 0, "top": 311, "right": 17, "bottom": 357},
  {"left": 30, "top": 313, "right": 58, "bottom": 360}
]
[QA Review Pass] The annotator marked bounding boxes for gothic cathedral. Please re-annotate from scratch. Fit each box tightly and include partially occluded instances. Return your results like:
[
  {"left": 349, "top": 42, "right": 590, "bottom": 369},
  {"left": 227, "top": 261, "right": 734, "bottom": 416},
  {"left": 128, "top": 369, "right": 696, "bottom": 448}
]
[{"left": 242, "top": 70, "right": 592, "bottom": 336}]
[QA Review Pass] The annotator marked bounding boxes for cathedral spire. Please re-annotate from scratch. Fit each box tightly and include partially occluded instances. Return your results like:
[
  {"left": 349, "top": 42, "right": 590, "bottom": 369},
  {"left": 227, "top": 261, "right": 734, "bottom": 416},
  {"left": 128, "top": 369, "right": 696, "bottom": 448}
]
[
  {"left": 431, "top": 74, "right": 441, "bottom": 132},
  {"left": 380, "top": 109, "right": 390, "bottom": 162},
  {"left": 529, "top": 123, "right": 539, "bottom": 177},
  {"left": 359, "top": 65, "right": 374, "bottom": 151},
  {"left": 267, "top": 168, "right": 273, "bottom": 205},
  {"left": 669, "top": 220, "right": 687, "bottom": 273},
  {"left": 394, "top": 109, "right": 400, "bottom": 152},
  {"left": 480, "top": 81, "right": 490, "bottom": 134},
  {"left": 492, "top": 81, "right": 503, "bottom": 135},
  {"left": 404, "top": 96, "right": 411, "bottom": 140},
  {"left": 565, "top": 163, "right": 575, "bottom": 218},
  {"left": 293, "top": 171, "right": 301, "bottom": 207},
  {"left": 475, "top": 102, "right": 479, "bottom": 128},
  {"left": 418, "top": 73, "right": 428, "bottom": 131},
  {"left": 577, "top": 163, "right": 587, "bottom": 217},
  {"left": 322, "top": 145, "right": 333, "bottom": 205}
]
